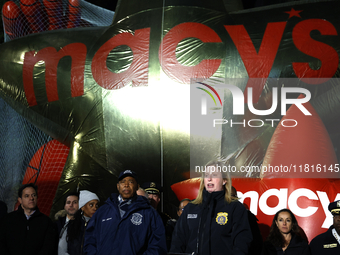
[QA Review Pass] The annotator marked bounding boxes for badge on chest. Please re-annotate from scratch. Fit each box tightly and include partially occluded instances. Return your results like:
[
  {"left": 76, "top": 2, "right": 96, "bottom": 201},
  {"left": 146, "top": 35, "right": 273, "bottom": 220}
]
[{"left": 216, "top": 212, "right": 228, "bottom": 225}]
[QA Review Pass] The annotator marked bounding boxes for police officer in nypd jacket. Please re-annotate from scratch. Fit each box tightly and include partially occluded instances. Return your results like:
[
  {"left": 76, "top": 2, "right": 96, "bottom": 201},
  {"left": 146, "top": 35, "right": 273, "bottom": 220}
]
[
  {"left": 309, "top": 200, "right": 340, "bottom": 255},
  {"left": 83, "top": 170, "right": 167, "bottom": 255},
  {"left": 170, "top": 160, "right": 252, "bottom": 255}
]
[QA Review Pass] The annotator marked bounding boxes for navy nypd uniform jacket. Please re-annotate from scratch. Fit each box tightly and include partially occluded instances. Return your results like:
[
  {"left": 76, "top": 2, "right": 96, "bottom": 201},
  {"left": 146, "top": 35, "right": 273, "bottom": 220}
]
[
  {"left": 83, "top": 193, "right": 167, "bottom": 255},
  {"left": 170, "top": 189, "right": 252, "bottom": 255},
  {"left": 310, "top": 226, "right": 340, "bottom": 255}
]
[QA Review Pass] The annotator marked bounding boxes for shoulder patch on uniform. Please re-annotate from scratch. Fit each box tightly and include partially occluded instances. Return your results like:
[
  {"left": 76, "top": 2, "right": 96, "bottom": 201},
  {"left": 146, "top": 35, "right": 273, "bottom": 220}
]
[{"left": 216, "top": 212, "right": 228, "bottom": 225}]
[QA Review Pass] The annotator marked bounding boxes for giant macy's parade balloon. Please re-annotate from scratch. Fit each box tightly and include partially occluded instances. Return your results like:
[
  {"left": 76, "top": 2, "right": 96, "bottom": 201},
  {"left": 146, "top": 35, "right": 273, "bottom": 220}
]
[{"left": 1, "top": 0, "right": 340, "bottom": 241}]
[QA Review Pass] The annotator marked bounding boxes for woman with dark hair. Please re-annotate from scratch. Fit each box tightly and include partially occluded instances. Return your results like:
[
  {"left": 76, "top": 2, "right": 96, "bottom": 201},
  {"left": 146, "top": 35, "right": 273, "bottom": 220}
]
[
  {"left": 261, "top": 208, "right": 310, "bottom": 255},
  {"left": 170, "top": 160, "right": 252, "bottom": 255},
  {"left": 67, "top": 190, "right": 99, "bottom": 255}
]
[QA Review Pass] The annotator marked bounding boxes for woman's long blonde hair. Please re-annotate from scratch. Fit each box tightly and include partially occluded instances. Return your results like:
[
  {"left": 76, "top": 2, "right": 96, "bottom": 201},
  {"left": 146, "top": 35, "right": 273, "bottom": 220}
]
[{"left": 192, "top": 160, "right": 236, "bottom": 204}]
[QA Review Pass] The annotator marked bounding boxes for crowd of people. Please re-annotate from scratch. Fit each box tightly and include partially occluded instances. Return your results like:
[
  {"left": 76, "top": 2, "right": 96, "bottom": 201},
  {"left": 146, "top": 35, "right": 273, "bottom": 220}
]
[{"left": 0, "top": 165, "right": 339, "bottom": 255}]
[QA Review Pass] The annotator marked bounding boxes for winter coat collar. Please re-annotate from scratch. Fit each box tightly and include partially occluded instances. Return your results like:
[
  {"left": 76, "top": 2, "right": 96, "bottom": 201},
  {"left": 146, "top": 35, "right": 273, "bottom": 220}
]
[
  {"left": 16, "top": 204, "right": 41, "bottom": 219},
  {"left": 202, "top": 188, "right": 225, "bottom": 204}
]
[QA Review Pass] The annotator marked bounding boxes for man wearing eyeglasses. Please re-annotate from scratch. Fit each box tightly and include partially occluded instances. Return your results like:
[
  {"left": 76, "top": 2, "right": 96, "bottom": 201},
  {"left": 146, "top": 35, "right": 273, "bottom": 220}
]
[
  {"left": 310, "top": 200, "right": 340, "bottom": 255},
  {"left": 0, "top": 183, "right": 57, "bottom": 255}
]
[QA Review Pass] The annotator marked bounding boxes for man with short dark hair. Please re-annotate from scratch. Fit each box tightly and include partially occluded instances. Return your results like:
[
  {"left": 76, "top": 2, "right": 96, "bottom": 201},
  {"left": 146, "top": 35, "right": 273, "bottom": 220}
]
[
  {"left": 177, "top": 198, "right": 191, "bottom": 218},
  {"left": 55, "top": 191, "right": 79, "bottom": 255},
  {"left": 310, "top": 200, "right": 340, "bottom": 254},
  {"left": 0, "top": 183, "right": 57, "bottom": 255},
  {"left": 84, "top": 170, "right": 167, "bottom": 255}
]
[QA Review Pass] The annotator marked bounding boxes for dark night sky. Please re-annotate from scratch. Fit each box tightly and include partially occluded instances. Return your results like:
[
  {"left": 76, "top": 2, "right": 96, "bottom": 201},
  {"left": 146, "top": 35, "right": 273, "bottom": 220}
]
[
  {"left": 84, "top": 0, "right": 299, "bottom": 12},
  {"left": 0, "top": 0, "right": 281, "bottom": 43}
]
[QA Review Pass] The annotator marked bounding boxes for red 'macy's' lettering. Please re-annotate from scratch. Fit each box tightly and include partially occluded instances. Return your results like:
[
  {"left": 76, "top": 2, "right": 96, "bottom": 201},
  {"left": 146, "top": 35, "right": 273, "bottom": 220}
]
[
  {"left": 292, "top": 19, "right": 338, "bottom": 84},
  {"left": 22, "top": 19, "right": 339, "bottom": 107},
  {"left": 23, "top": 43, "right": 86, "bottom": 106}
]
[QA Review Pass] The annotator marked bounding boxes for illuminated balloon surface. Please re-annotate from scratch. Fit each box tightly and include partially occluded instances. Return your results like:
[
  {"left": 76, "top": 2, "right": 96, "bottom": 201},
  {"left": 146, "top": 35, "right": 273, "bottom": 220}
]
[{"left": 0, "top": 0, "right": 340, "bottom": 217}]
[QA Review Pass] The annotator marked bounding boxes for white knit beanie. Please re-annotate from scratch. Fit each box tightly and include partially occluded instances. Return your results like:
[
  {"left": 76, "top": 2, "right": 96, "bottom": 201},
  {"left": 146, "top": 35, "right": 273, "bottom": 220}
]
[{"left": 78, "top": 190, "right": 99, "bottom": 209}]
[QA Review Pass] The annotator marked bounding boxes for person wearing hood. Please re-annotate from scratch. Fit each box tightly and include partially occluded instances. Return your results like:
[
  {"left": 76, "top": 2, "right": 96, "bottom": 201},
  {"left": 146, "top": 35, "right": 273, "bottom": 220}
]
[
  {"left": 0, "top": 183, "right": 57, "bottom": 255},
  {"left": 170, "top": 160, "right": 252, "bottom": 255},
  {"left": 66, "top": 190, "right": 99, "bottom": 255},
  {"left": 84, "top": 170, "right": 167, "bottom": 255}
]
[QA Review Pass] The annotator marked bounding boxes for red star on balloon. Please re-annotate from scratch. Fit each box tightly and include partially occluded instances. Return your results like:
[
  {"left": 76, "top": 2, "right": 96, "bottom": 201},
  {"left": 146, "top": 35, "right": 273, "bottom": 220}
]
[{"left": 285, "top": 8, "right": 303, "bottom": 18}]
